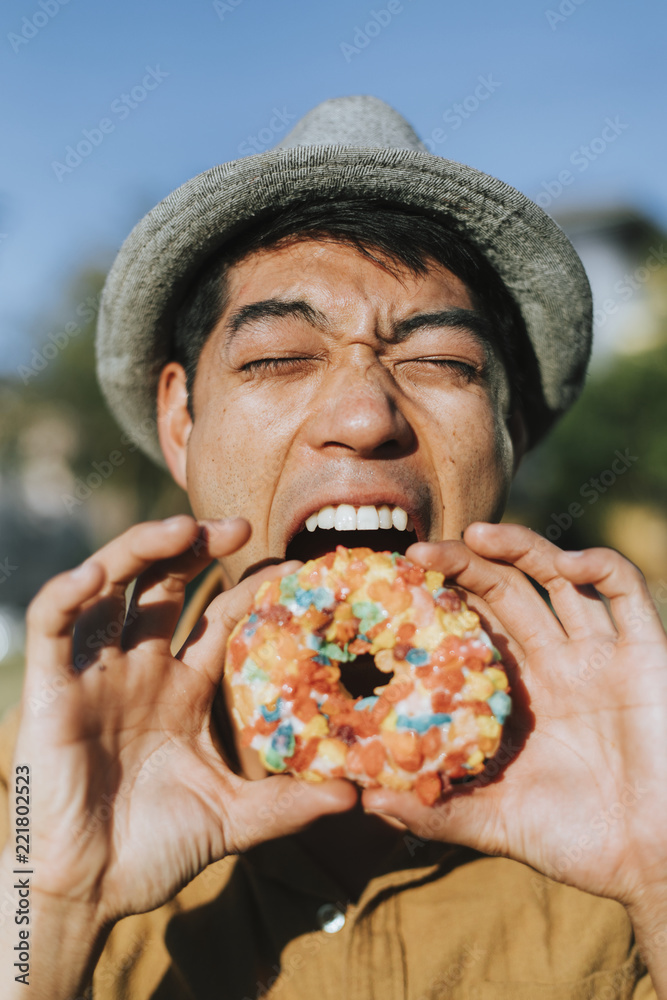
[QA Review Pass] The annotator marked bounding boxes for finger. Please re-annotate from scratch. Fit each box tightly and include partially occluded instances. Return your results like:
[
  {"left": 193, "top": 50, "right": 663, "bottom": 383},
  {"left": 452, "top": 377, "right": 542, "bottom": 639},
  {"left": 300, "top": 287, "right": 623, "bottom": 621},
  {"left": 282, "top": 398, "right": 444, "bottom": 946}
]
[
  {"left": 71, "top": 516, "right": 206, "bottom": 653},
  {"left": 556, "top": 547, "right": 667, "bottom": 644},
  {"left": 464, "top": 523, "right": 614, "bottom": 639},
  {"left": 406, "top": 539, "right": 566, "bottom": 655},
  {"left": 122, "top": 518, "right": 251, "bottom": 648},
  {"left": 72, "top": 517, "right": 244, "bottom": 656},
  {"left": 24, "top": 560, "right": 106, "bottom": 688},
  {"left": 93, "top": 515, "right": 213, "bottom": 590},
  {"left": 228, "top": 775, "right": 358, "bottom": 852},
  {"left": 180, "top": 560, "right": 303, "bottom": 686},
  {"left": 361, "top": 782, "right": 505, "bottom": 858}
]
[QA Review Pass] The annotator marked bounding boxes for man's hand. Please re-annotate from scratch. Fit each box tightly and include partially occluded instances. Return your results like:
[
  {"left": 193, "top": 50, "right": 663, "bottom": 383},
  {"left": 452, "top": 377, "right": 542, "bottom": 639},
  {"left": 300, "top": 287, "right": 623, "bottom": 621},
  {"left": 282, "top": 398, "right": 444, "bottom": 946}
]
[
  {"left": 362, "top": 523, "right": 667, "bottom": 987},
  {"left": 1, "top": 515, "right": 355, "bottom": 998}
]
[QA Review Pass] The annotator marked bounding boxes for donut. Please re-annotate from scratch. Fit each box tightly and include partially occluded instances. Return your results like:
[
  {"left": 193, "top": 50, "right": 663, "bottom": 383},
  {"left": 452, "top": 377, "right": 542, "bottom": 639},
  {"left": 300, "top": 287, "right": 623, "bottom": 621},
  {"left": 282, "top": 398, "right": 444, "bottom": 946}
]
[{"left": 226, "top": 546, "right": 511, "bottom": 805}]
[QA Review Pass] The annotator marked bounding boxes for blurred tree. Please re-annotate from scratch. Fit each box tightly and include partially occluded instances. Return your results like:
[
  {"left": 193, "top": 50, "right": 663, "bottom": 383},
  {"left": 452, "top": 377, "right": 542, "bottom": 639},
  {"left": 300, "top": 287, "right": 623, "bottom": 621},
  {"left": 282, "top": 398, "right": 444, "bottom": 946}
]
[
  {"left": 0, "top": 267, "right": 188, "bottom": 609},
  {"left": 507, "top": 246, "right": 667, "bottom": 590}
]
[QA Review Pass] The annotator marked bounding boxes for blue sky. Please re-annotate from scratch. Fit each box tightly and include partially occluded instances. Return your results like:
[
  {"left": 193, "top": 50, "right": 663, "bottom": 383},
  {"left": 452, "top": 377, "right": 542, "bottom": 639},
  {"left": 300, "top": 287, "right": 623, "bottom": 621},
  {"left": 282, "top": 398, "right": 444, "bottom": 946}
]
[{"left": 1, "top": 0, "right": 665, "bottom": 372}]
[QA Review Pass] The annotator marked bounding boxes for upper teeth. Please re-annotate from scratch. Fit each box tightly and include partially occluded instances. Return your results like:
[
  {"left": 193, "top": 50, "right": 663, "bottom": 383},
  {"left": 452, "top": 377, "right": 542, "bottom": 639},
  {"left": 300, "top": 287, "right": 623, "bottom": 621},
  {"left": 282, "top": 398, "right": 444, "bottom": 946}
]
[{"left": 304, "top": 504, "right": 414, "bottom": 533}]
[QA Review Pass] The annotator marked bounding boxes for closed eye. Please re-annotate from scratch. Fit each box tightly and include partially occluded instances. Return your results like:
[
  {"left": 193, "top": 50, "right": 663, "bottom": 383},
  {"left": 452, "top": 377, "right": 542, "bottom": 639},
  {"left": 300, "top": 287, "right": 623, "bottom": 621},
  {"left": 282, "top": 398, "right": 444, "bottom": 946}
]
[
  {"left": 241, "top": 357, "right": 316, "bottom": 373},
  {"left": 240, "top": 356, "right": 483, "bottom": 381},
  {"left": 407, "top": 358, "right": 484, "bottom": 381}
]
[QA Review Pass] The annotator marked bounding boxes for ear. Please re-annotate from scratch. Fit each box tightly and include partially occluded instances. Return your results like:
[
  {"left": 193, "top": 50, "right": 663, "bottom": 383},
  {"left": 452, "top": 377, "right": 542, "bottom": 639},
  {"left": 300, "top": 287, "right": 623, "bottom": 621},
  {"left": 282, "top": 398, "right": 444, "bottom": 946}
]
[
  {"left": 507, "top": 408, "right": 528, "bottom": 475},
  {"left": 157, "top": 363, "right": 192, "bottom": 490}
]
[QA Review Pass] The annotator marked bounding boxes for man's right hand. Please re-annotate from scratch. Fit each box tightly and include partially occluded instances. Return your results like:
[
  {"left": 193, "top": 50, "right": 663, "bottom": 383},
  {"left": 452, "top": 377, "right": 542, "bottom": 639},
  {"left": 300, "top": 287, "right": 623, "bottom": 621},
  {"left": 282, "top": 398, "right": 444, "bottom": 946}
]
[{"left": 1, "top": 516, "right": 356, "bottom": 998}]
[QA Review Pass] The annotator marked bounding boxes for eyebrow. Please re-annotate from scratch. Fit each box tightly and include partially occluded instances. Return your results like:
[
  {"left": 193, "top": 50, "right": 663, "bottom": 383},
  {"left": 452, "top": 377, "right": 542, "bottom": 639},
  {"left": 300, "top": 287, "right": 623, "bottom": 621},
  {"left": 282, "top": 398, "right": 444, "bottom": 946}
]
[
  {"left": 224, "top": 299, "right": 329, "bottom": 340},
  {"left": 223, "top": 298, "right": 493, "bottom": 354},
  {"left": 390, "top": 308, "right": 494, "bottom": 348}
]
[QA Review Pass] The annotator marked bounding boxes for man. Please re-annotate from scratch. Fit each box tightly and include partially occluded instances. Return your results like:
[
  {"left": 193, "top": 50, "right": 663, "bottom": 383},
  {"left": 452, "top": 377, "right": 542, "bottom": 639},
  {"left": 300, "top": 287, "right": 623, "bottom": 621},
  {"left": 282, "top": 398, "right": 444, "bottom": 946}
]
[{"left": 1, "top": 96, "right": 666, "bottom": 999}]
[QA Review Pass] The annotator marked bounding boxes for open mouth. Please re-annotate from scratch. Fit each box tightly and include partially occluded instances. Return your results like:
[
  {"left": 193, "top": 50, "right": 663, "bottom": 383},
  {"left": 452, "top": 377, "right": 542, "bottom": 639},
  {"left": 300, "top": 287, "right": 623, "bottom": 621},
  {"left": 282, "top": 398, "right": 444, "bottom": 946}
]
[{"left": 285, "top": 502, "right": 419, "bottom": 563}]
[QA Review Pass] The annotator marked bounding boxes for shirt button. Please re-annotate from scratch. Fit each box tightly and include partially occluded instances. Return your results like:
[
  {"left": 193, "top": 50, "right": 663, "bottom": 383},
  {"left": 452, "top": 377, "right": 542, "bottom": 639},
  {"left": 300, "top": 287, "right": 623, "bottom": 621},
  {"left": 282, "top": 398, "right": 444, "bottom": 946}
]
[{"left": 316, "top": 903, "right": 346, "bottom": 934}]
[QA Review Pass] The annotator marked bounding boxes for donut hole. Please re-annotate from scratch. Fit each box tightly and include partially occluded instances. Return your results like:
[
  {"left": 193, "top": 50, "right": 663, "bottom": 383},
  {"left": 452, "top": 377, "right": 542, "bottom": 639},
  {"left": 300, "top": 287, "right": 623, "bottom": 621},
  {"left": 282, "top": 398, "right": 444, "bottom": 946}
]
[{"left": 338, "top": 653, "right": 394, "bottom": 699}]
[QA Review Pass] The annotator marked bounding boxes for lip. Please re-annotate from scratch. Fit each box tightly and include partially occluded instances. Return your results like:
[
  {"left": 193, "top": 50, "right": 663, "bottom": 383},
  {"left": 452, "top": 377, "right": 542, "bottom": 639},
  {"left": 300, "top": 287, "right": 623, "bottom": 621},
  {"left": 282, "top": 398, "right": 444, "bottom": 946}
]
[{"left": 282, "top": 487, "right": 432, "bottom": 555}]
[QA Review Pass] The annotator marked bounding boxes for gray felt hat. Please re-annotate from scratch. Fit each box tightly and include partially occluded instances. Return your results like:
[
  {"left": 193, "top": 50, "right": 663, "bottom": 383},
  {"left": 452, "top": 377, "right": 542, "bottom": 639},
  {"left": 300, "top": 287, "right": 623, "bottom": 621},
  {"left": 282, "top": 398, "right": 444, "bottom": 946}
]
[{"left": 96, "top": 95, "right": 592, "bottom": 466}]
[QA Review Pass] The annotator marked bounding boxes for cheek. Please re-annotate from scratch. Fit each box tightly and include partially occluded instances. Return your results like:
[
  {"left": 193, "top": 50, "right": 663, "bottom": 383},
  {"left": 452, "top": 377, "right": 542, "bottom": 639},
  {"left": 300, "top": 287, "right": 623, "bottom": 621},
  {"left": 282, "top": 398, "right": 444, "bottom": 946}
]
[
  {"left": 431, "top": 396, "right": 514, "bottom": 530},
  {"left": 466, "top": 419, "right": 514, "bottom": 515},
  {"left": 184, "top": 392, "right": 297, "bottom": 522}
]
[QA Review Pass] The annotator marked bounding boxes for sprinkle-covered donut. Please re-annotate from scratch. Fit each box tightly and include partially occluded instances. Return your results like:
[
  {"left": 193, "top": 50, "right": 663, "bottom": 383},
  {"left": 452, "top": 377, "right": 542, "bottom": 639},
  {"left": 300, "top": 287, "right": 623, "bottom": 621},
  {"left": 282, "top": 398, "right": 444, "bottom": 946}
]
[{"left": 227, "top": 546, "right": 511, "bottom": 805}]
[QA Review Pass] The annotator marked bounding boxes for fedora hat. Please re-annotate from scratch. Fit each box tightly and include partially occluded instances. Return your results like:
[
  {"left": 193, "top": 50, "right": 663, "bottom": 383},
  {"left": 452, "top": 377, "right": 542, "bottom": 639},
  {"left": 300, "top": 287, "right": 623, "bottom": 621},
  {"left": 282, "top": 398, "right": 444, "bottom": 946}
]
[{"left": 96, "top": 95, "right": 592, "bottom": 466}]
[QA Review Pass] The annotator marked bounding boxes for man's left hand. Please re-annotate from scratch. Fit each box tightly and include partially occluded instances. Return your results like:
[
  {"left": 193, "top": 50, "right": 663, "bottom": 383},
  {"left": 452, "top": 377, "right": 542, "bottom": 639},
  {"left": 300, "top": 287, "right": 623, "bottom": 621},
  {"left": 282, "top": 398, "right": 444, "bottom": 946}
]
[{"left": 362, "top": 523, "right": 667, "bottom": 974}]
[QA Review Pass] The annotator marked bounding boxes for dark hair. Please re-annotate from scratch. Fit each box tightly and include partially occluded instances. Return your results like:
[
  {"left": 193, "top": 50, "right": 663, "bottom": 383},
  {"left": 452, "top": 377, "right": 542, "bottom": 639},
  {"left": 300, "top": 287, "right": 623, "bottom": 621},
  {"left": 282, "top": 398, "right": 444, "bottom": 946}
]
[{"left": 171, "top": 200, "right": 543, "bottom": 436}]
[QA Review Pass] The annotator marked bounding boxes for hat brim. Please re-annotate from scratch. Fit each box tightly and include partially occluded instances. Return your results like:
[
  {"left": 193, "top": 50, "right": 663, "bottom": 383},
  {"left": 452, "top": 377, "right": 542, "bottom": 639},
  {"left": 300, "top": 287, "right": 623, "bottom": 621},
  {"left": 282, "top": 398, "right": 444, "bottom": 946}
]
[{"left": 96, "top": 145, "right": 592, "bottom": 466}]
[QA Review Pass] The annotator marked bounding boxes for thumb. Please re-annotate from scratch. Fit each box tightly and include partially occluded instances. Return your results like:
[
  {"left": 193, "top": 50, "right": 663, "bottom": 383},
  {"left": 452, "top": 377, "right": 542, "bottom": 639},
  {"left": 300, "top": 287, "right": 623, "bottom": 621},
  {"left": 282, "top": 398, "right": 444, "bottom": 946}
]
[
  {"left": 361, "top": 783, "right": 507, "bottom": 857},
  {"left": 229, "top": 776, "right": 358, "bottom": 853}
]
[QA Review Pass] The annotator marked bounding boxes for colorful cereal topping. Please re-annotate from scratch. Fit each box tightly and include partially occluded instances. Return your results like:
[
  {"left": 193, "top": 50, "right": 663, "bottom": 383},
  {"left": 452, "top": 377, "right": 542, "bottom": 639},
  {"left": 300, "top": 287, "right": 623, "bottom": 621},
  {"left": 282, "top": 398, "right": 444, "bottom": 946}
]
[{"left": 227, "top": 546, "right": 511, "bottom": 806}]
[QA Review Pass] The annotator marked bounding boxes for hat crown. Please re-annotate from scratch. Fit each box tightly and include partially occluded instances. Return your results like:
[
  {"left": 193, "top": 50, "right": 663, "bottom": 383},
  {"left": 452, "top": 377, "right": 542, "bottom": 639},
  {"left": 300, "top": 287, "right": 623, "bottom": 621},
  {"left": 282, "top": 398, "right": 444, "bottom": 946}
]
[{"left": 275, "top": 95, "right": 427, "bottom": 152}]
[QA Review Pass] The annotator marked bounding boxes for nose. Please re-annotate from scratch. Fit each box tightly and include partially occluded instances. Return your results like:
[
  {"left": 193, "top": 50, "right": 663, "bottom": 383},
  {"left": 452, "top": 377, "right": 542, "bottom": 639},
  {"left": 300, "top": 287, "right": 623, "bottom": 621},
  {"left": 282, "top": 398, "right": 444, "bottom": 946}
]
[{"left": 307, "top": 361, "right": 415, "bottom": 457}]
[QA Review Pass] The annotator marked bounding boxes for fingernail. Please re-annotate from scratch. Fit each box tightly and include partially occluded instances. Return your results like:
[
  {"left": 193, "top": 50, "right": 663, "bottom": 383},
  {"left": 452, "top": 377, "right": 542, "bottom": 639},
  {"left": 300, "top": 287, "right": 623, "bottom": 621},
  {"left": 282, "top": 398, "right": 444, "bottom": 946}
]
[
  {"left": 163, "top": 515, "right": 187, "bottom": 528},
  {"left": 363, "top": 807, "right": 393, "bottom": 820},
  {"left": 281, "top": 560, "right": 302, "bottom": 573},
  {"left": 200, "top": 517, "right": 246, "bottom": 530},
  {"left": 71, "top": 561, "right": 96, "bottom": 580},
  {"left": 562, "top": 550, "right": 585, "bottom": 557}
]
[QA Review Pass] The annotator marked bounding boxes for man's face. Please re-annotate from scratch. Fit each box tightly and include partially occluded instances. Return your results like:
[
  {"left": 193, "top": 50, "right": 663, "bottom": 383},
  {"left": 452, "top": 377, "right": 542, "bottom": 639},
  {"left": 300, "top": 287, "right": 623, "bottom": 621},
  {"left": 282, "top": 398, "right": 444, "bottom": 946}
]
[{"left": 162, "top": 239, "right": 522, "bottom": 585}]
